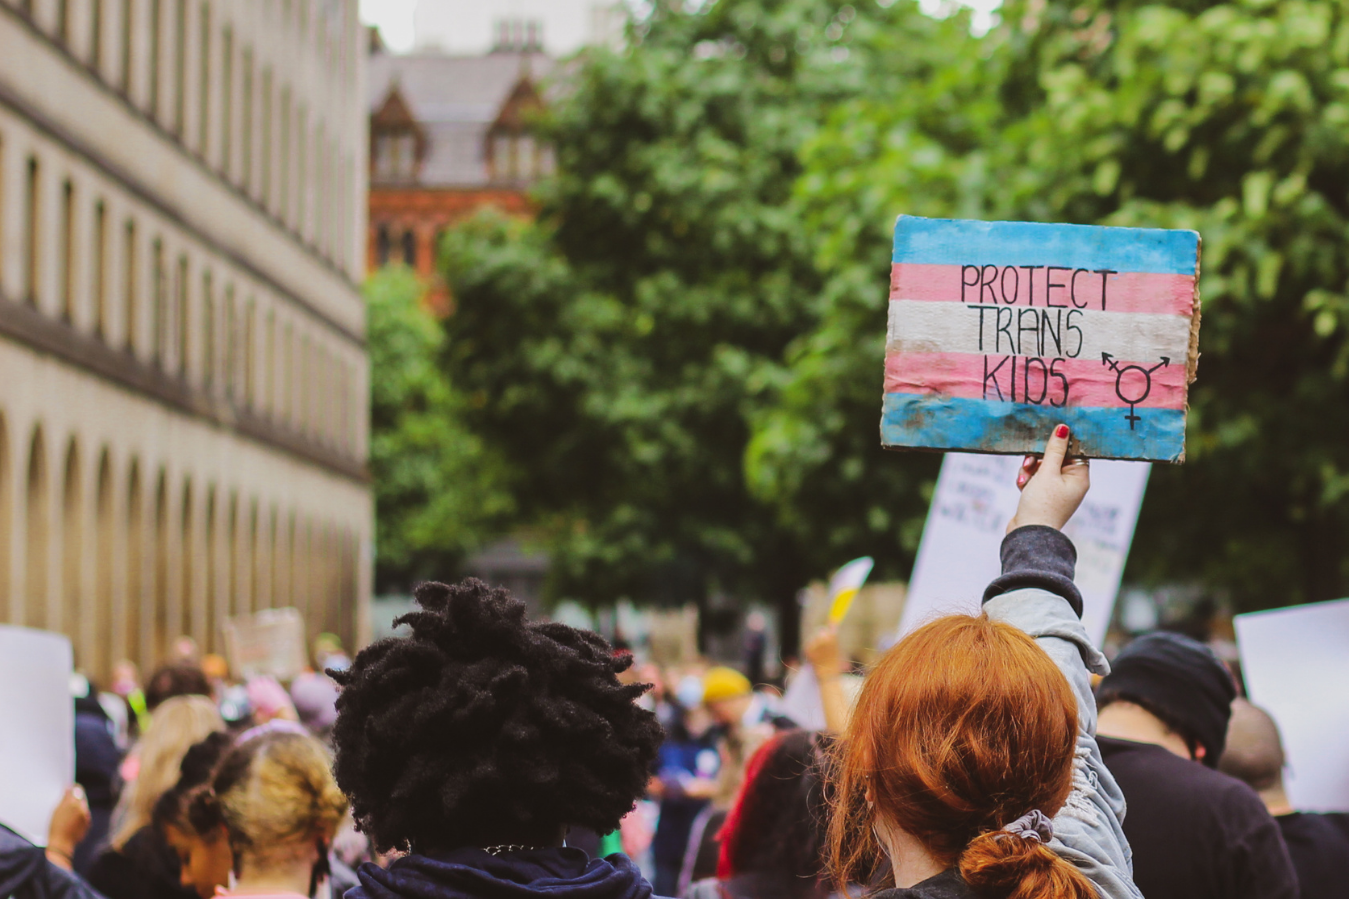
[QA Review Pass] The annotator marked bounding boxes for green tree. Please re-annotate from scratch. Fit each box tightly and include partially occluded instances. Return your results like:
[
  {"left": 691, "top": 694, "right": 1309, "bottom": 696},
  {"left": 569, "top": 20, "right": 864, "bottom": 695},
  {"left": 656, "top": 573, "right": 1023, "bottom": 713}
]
[
  {"left": 754, "top": 0, "right": 1349, "bottom": 610},
  {"left": 366, "top": 268, "right": 513, "bottom": 592},
  {"left": 442, "top": 0, "right": 966, "bottom": 642}
]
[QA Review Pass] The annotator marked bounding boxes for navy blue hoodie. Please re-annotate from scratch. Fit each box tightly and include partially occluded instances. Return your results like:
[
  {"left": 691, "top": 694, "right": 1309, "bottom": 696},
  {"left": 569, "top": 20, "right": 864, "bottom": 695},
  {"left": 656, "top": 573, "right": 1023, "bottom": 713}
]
[
  {"left": 0, "top": 824, "right": 107, "bottom": 899},
  {"left": 348, "top": 847, "right": 656, "bottom": 899}
]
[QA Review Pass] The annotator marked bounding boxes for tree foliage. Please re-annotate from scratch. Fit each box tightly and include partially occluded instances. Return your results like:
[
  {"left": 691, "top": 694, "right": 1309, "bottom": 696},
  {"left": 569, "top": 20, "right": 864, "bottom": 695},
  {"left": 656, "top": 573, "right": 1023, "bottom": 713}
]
[
  {"left": 437, "top": 0, "right": 1349, "bottom": 620},
  {"left": 442, "top": 0, "right": 967, "bottom": 632},
  {"left": 756, "top": 0, "right": 1349, "bottom": 609},
  {"left": 366, "top": 268, "right": 513, "bottom": 592}
]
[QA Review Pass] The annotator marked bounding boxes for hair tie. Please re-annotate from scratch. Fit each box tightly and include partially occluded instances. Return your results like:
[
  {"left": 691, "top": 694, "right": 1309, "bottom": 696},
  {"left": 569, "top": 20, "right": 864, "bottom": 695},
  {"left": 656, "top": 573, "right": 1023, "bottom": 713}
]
[
  {"left": 1001, "top": 810, "right": 1054, "bottom": 843},
  {"left": 236, "top": 719, "right": 309, "bottom": 745}
]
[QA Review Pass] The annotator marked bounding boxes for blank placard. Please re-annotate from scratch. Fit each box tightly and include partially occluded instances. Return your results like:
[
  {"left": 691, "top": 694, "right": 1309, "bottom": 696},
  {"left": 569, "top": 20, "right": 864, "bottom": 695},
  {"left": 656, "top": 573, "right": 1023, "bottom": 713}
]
[
  {"left": 0, "top": 626, "right": 74, "bottom": 844},
  {"left": 1236, "top": 599, "right": 1349, "bottom": 812}
]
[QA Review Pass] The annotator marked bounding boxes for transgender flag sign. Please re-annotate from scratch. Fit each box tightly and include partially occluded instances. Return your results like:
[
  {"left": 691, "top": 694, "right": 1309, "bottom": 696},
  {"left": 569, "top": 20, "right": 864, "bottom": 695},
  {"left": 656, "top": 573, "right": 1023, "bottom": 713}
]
[{"left": 880, "top": 216, "right": 1201, "bottom": 463}]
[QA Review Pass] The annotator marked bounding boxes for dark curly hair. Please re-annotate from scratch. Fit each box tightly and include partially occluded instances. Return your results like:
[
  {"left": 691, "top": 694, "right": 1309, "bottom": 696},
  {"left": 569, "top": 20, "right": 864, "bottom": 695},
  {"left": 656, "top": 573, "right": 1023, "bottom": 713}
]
[
  {"left": 329, "top": 579, "right": 664, "bottom": 853},
  {"left": 151, "top": 731, "right": 234, "bottom": 833}
]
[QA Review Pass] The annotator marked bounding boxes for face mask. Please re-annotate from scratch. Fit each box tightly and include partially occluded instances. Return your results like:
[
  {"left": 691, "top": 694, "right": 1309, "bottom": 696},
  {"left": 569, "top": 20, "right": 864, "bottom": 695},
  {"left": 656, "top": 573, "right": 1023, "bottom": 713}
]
[{"left": 675, "top": 676, "right": 704, "bottom": 709}]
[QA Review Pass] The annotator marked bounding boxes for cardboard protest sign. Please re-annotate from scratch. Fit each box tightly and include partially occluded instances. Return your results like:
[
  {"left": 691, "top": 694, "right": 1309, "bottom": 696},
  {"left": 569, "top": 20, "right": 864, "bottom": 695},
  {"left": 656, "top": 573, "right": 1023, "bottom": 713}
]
[
  {"left": 1236, "top": 599, "right": 1349, "bottom": 812},
  {"left": 0, "top": 626, "right": 74, "bottom": 844},
  {"left": 881, "top": 216, "right": 1201, "bottom": 462},
  {"left": 223, "top": 607, "right": 307, "bottom": 681},
  {"left": 897, "top": 452, "right": 1149, "bottom": 645}
]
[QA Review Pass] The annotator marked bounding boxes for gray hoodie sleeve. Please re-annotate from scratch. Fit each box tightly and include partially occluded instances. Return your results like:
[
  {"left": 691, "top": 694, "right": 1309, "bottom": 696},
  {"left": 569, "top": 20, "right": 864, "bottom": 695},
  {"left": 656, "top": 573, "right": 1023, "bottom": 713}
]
[{"left": 981, "top": 526, "right": 1143, "bottom": 899}]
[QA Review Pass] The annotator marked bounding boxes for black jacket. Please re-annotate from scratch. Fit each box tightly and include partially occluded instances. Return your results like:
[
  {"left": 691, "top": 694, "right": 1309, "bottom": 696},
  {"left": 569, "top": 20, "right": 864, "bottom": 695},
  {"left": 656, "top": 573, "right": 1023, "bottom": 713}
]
[
  {"left": 0, "top": 823, "right": 107, "bottom": 899},
  {"left": 86, "top": 827, "right": 196, "bottom": 899},
  {"left": 348, "top": 846, "right": 655, "bottom": 899},
  {"left": 873, "top": 870, "right": 971, "bottom": 899}
]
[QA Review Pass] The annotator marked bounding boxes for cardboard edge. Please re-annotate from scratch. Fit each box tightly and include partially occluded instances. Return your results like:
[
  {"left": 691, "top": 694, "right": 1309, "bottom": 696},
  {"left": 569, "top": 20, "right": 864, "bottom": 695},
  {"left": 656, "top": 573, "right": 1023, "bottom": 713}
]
[{"left": 881, "top": 222, "right": 1202, "bottom": 466}]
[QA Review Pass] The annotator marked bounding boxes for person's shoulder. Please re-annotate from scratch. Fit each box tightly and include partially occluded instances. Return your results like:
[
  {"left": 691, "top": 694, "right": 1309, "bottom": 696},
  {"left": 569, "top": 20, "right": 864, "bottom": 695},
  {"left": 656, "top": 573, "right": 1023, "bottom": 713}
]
[
  {"left": 1279, "top": 811, "right": 1349, "bottom": 846},
  {"left": 1099, "top": 738, "right": 1271, "bottom": 814}
]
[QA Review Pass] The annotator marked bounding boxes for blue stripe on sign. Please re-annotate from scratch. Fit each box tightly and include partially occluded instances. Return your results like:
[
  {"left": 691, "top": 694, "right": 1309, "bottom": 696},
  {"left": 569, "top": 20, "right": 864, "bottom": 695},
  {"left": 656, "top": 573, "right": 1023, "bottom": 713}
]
[
  {"left": 892, "top": 216, "right": 1200, "bottom": 276},
  {"left": 881, "top": 393, "right": 1186, "bottom": 462}
]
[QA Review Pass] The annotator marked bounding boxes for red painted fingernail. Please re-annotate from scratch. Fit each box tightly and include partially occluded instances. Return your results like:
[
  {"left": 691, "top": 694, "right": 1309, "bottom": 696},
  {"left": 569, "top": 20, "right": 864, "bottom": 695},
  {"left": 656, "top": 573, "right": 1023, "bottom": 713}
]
[{"left": 1055, "top": 425, "right": 1069, "bottom": 439}]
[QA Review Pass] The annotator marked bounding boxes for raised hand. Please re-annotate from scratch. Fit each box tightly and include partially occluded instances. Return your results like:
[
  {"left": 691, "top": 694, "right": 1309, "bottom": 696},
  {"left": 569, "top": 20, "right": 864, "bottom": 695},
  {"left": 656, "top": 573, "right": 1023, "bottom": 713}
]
[{"left": 1008, "top": 424, "right": 1090, "bottom": 533}]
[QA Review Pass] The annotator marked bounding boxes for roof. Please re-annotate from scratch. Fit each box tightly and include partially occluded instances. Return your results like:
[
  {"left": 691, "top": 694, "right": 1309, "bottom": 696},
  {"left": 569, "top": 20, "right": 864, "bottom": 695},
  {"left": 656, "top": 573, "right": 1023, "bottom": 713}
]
[{"left": 368, "top": 50, "right": 555, "bottom": 187}]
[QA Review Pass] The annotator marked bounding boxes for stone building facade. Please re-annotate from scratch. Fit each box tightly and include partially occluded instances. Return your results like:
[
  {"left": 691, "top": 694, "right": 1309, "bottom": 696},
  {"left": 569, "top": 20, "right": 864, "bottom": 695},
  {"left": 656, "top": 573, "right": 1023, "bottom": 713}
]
[{"left": 0, "top": 0, "right": 370, "bottom": 680}]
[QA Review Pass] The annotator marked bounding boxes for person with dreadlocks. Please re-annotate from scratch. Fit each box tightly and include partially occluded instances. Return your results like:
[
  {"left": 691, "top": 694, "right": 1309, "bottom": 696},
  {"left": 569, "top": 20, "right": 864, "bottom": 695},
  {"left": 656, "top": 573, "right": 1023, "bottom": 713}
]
[{"left": 330, "top": 578, "right": 665, "bottom": 899}]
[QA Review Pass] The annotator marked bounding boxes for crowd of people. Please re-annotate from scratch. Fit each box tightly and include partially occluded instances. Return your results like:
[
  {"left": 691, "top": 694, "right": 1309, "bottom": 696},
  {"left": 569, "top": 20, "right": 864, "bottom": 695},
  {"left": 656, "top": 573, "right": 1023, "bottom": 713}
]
[{"left": 3, "top": 424, "right": 1347, "bottom": 899}]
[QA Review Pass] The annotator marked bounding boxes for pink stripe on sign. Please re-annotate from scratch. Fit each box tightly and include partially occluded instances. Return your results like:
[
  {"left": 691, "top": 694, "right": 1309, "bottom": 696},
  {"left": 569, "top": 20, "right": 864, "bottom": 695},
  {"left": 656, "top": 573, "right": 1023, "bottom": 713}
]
[
  {"left": 884, "top": 352, "right": 1189, "bottom": 410},
  {"left": 890, "top": 263, "right": 1197, "bottom": 317}
]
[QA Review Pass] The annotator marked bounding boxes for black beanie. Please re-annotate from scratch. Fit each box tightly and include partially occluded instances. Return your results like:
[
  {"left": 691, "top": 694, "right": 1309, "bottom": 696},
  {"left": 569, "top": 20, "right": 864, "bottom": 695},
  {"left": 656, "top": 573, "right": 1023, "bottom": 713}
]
[{"left": 1098, "top": 631, "right": 1237, "bottom": 767}]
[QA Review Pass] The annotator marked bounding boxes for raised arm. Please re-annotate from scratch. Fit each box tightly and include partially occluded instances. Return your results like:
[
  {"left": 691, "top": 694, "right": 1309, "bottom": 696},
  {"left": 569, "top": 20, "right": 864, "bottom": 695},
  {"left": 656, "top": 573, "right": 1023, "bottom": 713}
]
[{"left": 980, "top": 425, "right": 1143, "bottom": 899}]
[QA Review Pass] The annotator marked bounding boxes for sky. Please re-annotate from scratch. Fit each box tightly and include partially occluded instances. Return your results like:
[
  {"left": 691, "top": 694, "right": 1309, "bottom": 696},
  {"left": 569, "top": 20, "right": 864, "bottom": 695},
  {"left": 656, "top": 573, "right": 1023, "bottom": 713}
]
[
  {"left": 359, "top": 0, "right": 611, "bottom": 55},
  {"left": 359, "top": 0, "right": 1006, "bottom": 55}
]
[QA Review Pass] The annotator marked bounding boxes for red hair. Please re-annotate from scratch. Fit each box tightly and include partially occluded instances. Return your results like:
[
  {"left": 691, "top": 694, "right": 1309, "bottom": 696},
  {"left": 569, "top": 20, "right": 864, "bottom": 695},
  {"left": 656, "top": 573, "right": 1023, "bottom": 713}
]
[{"left": 826, "top": 615, "right": 1093, "bottom": 899}]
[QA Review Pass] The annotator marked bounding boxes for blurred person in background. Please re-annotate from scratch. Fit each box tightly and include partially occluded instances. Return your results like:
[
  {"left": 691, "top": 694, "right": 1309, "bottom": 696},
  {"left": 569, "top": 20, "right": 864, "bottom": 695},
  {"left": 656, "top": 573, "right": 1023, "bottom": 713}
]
[
  {"left": 313, "top": 633, "right": 350, "bottom": 674},
  {"left": 329, "top": 578, "right": 664, "bottom": 899},
  {"left": 0, "top": 785, "right": 105, "bottom": 899},
  {"left": 200, "top": 656, "right": 230, "bottom": 700},
  {"left": 244, "top": 677, "right": 299, "bottom": 728},
  {"left": 71, "top": 677, "right": 123, "bottom": 875},
  {"left": 288, "top": 672, "right": 340, "bottom": 741},
  {"left": 686, "top": 730, "right": 830, "bottom": 899},
  {"left": 143, "top": 665, "right": 212, "bottom": 714},
  {"left": 109, "top": 661, "right": 148, "bottom": 739},
  {"left": 742, "top": 612, "right": 768, "bottom": 688},
  {"left": 174, "top": 730, "right": 348, "bottom": 899},
  {"left": 1095, "top": 632, "right": 1297, "bottom": 899},
  {"left": 801, "top": 626, "right": 854, "bottom": 735},
  {"left": 701, "top": 667, "right": 793, "bottom": 736},
  {"left": 169, "top": 638, "right": 201, "bottom": 667},
  {"left": 1219, "top": 698, "right": 1349, "bottom": 899},
  {"left": 649, "top": 676, "right": 720, "bottom": 895},
  {"left": 826, "top": 425, "right": 1139, "bottom": 899},
  {"left": 89, "top": 695, "right": 224, "bottom": 899}
]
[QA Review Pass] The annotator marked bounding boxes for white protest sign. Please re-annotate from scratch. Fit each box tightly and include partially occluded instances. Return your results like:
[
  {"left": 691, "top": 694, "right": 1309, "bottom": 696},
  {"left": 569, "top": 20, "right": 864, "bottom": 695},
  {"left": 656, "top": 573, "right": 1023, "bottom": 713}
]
[
  {"left": 0, "top": 626, "right": 74, "bottom": 844},
  {"left": 897, "top": 452, "right": 1150, "bottom": 645},
  {"left": 781, "top": 665, "right": 828, "bottom": 731},
  {"left": 223, "top": 607, "right": 307, "bottom": 681},
  {"left": 1236, "top": 598, "right": 1349, "bottom": 813}
]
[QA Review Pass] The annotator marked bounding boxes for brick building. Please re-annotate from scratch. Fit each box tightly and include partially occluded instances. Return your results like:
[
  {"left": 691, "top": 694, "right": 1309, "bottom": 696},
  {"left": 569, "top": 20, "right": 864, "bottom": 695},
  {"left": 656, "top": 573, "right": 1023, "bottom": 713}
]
[{"left": 366, "top": 24, "right": 552, "bottom": 290}]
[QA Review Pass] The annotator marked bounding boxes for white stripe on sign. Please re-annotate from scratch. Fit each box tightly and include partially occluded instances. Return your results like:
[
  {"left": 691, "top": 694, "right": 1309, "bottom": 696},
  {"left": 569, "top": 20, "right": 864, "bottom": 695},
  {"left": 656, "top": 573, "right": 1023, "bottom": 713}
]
[{"left": 885, "top": 300, "right": 1193, "bottom": 363}]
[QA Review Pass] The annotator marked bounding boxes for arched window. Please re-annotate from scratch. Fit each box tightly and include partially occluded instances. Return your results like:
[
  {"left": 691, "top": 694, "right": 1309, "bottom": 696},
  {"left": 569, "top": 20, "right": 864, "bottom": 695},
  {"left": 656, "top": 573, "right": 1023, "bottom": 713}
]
[
  {"left": 153, "top": 471, "right": 169, "bottom": 663},
  {"left": 126, "top": 460, "right": 143, "bottom": 666},
  {"left": 25, "top": 428, "right": 49, "bottom": 630},
  {"left": 375, "top": 225, "right": 391, "bottom": 266},
  {"left": 204, "top": 487, "right": 216, "bottom": 653},
  {"left": 401, "top": 230, "right": 417, "bottom": 269},
  {"left": 227, "top": 493, "right": 240, "bottom": 636},
  {"left": 249, "top": 500, "right": 261, "bottom": 614},
  {"left": 62, "top": 440, "right": 82, "bottom": 651},
  {"left": 94, "top": 450, "right": 113, "bottom": 680},
  {"left": 180, "top": 479, "right": 195, "bottom": 645},
  {"left": 268, "top": 505, "right": 281, "bottom": 608}
]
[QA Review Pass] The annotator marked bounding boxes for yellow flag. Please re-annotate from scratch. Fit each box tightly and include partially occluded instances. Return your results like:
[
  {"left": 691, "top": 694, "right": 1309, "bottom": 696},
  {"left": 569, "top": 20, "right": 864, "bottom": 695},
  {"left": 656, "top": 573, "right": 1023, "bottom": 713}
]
[{"left": 827, "top": 556, "right": 875, "bottom": 624}]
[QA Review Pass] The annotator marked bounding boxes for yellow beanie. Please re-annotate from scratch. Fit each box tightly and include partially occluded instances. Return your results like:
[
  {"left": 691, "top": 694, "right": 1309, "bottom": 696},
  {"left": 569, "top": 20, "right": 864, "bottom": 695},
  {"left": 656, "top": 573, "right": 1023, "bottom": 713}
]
[{"left": 702, "top": 666, "right": 752, "bottom": 704}]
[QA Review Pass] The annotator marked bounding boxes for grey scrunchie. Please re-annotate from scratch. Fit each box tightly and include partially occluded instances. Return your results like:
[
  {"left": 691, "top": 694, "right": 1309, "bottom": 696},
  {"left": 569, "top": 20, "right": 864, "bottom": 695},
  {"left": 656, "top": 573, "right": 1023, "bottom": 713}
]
[{"left": 1001, "top": 810, "right": 1054, "bottom": 843}]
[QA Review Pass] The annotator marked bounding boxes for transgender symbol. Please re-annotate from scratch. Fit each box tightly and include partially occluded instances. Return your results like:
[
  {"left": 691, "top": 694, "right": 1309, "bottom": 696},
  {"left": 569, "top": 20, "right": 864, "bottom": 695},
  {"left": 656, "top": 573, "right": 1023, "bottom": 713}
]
[{"left": 1101, "top": 353, "right": 1169, "bottom": 431}]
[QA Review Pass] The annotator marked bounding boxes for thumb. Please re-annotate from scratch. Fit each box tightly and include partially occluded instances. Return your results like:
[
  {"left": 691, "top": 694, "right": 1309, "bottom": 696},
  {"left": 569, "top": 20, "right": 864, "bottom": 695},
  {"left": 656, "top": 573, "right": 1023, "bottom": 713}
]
[{"left": 1042, "top": 423, "right": 1070, "bottom": 473}]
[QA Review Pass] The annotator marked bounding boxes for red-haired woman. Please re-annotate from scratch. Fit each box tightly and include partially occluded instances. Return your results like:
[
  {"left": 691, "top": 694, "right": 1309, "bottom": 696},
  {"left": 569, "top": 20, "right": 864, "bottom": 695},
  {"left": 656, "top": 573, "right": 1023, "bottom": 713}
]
[{"left": 827, "top": 425, "right": 1142, "bottom": 899}]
